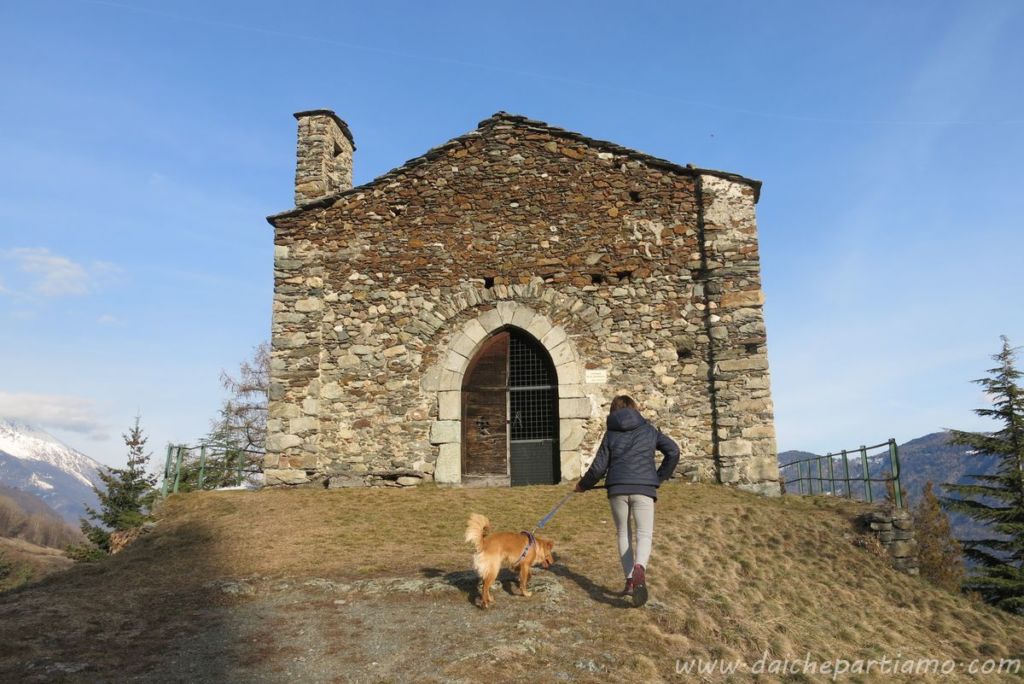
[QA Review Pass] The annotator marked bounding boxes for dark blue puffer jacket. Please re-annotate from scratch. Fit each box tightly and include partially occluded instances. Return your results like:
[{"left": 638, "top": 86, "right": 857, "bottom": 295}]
[{"left": 577, "top": 408, "right": 680, "bottom": 496}]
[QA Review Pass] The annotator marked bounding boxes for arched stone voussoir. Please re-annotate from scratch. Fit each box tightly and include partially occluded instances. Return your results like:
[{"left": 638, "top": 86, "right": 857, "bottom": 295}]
[
  {"left": 510, "top": 305, "right": 536, "bottom": 330},
  {"left": 496, "top": 301, "right": 517, "bottom": 324},
  {"left": 460, "top": 318, "right": 488, "bottom": 345},
  {"left": 541, "top": 325, "right": 568, "bottom": 350},
  {"left": 443, "top": 348, "right": 468, "bottom": 373},
  {"left": 477, "top": 308, "right": 503, "bottom": 333},
  {"left": 448, "top": 332, "right": 477, "bottom": 359},
  {"left": 555, "top": 360, "right": 582, "bottom": 386},
  {"left": 549, "top": 341, "right": 576, "bottom": 367},
  {"left": 524, "top": 315, "right": 553, "bottom": 342}
]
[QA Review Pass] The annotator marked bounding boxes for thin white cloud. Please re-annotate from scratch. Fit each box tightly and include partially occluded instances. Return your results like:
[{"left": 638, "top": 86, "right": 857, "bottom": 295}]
[
  {"left": 0, "top": 391, "right": 109, "bottom": 439},
  {"left": 97, "top": 313, "right": 119, "bottom": 325},
  {"left": 0, "top": 247, "right": 121, "bottom": 298}
]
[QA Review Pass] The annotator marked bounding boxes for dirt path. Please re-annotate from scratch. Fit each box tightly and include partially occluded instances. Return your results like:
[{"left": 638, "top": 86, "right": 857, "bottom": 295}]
[
  {"left": 166, "top": 568, "right": 658, "bottom": 683},
  {"left": 10, "top": 565, "right": 663, "bottom": 683}
]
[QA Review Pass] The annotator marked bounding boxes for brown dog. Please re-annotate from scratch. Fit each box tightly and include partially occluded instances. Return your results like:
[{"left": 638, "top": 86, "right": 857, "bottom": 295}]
[{"left": 464, "top": 513, "right": 554, "bottom": 608}]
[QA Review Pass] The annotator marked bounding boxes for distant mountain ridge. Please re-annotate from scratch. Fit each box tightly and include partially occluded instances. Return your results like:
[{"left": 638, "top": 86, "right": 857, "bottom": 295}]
[{"left": 0, "top": 418, "right": 103, "bottom": 524}]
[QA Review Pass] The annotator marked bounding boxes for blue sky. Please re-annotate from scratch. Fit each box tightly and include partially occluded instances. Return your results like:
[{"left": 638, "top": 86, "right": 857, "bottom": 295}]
[{"left": 1, "top": 0, "right": 1021, "bottom": 467}]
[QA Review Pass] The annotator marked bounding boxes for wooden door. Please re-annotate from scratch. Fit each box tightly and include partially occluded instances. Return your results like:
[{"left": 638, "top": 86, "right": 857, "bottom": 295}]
[
  {"left": 461, "top": 329, "right": 560, "bottom": 485},
  {"left": 461, "top": 332, "right": 509, "bottom": 476}
]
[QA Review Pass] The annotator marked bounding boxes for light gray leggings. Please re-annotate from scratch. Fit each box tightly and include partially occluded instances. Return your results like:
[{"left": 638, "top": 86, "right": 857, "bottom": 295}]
[{"left": 610, "top": 494, "right": 655, "bottom": 578}]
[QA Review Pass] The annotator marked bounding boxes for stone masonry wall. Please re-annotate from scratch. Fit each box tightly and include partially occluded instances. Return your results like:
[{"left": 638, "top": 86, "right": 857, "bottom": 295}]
[
  {"left": 865, "top": 505, "right": 920, "bottom": 575},
  {"left": 294, "top": 110, "right": 354, "bottom": 204},
  {"left": 266, "top": 113, "right": 779, "bottom": 494}
]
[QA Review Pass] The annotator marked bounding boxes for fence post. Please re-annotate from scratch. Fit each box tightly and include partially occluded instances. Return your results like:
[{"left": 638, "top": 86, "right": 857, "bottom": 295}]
[
  {"left": 172, "top": 446, "right": 184, "bottom": 494},
  {"left": 827, "top": 453, "right": 836, "bottom": 495},
  {"left": 161, "top": 444, "right": 174, "bottom": 497},
  {"left": 807, "top": 459, "right": 815, "bottom": 495},
  {"left": 841, "top": 449, "right": 851, "bottom": 498},
  {"left": 198, "top": 445, "right": 208, "bottom": 490},
  {"left": 860, "top": 445, "right": 872, "bottom": 503},
  {"left": 797, "top": 461, "right": 805, "bottom": 495},
  {"left": 889, "top": 439, "right": 903, "bottom": 510}
]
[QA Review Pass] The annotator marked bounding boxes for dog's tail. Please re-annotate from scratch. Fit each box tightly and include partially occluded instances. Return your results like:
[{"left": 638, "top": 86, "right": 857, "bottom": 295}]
[{"left": 464, "top": 513, "right": 491, "bottom": 552}]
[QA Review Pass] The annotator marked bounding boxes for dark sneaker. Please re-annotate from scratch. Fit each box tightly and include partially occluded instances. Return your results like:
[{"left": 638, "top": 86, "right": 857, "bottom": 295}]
[
  {"left": 631, "top": 564, "right": 648, "bottom": 607},
  {"left": 618, "top": 577, "right": 634, "bottom": 597}
]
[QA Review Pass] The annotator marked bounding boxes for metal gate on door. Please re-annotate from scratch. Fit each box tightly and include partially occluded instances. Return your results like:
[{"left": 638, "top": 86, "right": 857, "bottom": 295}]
[{"left": 462, "top": 329, "right": 560, "bottom": 485}]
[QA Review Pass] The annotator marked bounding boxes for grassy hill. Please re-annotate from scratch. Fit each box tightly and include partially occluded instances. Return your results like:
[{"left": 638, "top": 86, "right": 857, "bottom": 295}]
[
  {"left": 0, "top": 484, "right": 83, "bottom": 550},
  {"left": 1, "top": 482, "right": 1022, "bottom": 682},
  {"left": 0, "top": 536, "right": 72, "bottom": 592}
]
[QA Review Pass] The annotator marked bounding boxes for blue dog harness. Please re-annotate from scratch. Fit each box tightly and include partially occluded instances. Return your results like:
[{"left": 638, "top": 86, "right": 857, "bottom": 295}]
[{"left": 516, "top": 530, "right": 536, "bottom": 565}]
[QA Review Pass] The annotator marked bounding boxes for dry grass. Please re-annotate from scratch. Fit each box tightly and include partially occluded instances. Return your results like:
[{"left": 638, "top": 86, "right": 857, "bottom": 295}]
[
  {"left": 0, "top": 536, "right": 72, "bottom": 591},
  {"left": 1, "top": 482, "right": 1022, "bottom": 682}
]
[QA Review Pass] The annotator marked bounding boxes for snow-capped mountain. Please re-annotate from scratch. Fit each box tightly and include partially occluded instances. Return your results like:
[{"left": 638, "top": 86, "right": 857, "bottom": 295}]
[{"left": 0, "top": 418, "right": 104, "bottom": 524}]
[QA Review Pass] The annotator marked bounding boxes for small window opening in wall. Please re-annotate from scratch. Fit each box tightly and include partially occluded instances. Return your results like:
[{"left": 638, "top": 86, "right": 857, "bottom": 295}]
[
  {"left": 484, "top": 276, "right": 495, "bottom": 289},
  {"left": 745, "top": 343, "right": 760, "bottom": 355},
  {"left": 333, "top": 141, "right": 344, "bottom": 158},
  {"left": 616, "top": 270, "right": 633, "bottom": 282},
  {"left": 629, "top": 190, "right": 642, "bottom": 202},
  {"left": 590, "top": 273, "right": 605, "bottom": 285},
  {"left": 677, "top": 347, "right": 694, "bottom": 361}
]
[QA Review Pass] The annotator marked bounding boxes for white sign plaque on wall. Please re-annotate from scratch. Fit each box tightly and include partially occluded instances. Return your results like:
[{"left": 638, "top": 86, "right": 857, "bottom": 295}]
[{"left": 584, "top": 369, "right": 609, "bottom": 384}]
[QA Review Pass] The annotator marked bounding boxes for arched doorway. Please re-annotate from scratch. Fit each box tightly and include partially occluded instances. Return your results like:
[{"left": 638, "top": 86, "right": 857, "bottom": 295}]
[{"left": 461, "top": 328, "right": 560, "bottom": 486}]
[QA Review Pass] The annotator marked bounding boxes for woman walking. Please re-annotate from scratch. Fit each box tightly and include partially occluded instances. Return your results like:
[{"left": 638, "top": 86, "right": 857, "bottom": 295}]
[{"left": 575, "top": 395, "right": 680, "bottom": 606}]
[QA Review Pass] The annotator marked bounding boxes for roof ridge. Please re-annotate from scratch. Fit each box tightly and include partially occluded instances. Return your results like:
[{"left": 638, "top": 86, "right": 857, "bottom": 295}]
[{"left": 268, "top": 112, "right": 761, "bottom": 224}]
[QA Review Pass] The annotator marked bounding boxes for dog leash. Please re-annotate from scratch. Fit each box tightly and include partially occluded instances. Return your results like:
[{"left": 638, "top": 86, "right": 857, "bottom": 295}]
[
  {"left": 521, "top": 485, "right": 608, "bottom": 561},
  {"left": 530, "top": 483, "right": 609, "bottom": 535},
  {"left": 534, "top": 490, "right": 577, "bottom": 531}
]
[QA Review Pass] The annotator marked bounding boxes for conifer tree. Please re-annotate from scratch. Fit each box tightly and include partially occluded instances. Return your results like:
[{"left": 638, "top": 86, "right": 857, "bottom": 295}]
[
  {"left": 943, "top": 337, "right": 1024, "bottom": 614},
  {"left": 914, "top": 481, "right": 965, "bottom": 593},
  {"left": 79, "top": 416, "right": 158, "bottom": 553}
]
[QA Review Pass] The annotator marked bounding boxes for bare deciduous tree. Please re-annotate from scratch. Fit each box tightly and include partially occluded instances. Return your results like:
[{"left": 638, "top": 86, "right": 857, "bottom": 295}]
[{"left": 210, "top": 342, "right": 269, "bottom": 455}]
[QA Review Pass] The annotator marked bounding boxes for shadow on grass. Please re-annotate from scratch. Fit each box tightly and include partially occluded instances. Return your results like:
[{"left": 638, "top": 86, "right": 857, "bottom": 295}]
[
  {"left": 420, "top": 567, "right": 480, "bottom": 606},
  {"left": 420, "top": 557, "right": 631, "bottom": 609},
  {"left": 420, "top": 565, "right": 578, "bottom": 608},
  {"left": 0, "top": 516, "right": 243, "bottom": 682},
  {"left": 547, "top": 563, "right": 629, "bottom": 608}
]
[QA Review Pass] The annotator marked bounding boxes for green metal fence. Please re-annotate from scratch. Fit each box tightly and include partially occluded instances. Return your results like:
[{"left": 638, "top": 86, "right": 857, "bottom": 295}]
[
  {"left": 159, "top": 443, "right": 264, "bottom": 497},
  {"left": 779, "top": 438, "right": 904, "bottom": 509}
]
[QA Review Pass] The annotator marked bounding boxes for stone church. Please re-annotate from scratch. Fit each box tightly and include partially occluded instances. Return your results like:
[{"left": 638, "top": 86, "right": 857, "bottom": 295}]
[{"left": 264, "top": 109, "right": 780, "bottom": 495}]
